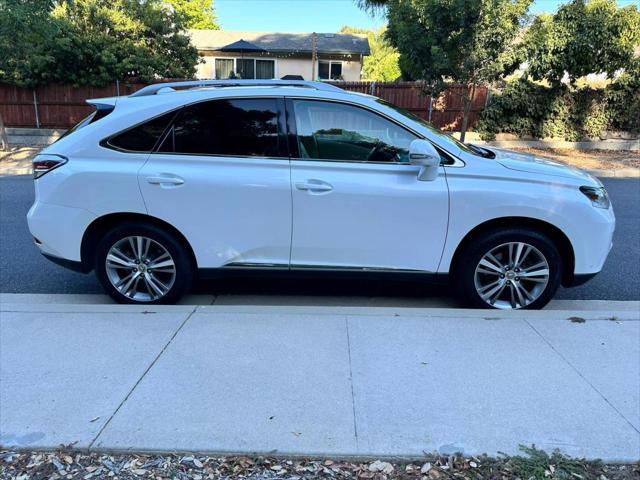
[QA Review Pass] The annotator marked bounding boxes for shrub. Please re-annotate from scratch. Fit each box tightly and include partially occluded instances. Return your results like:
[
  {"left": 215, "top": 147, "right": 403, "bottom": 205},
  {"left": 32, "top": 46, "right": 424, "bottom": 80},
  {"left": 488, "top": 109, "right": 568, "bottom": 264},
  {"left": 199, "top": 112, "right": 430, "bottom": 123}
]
[{"left": 475, "top": 75, "right": 640, "bottom": 140}]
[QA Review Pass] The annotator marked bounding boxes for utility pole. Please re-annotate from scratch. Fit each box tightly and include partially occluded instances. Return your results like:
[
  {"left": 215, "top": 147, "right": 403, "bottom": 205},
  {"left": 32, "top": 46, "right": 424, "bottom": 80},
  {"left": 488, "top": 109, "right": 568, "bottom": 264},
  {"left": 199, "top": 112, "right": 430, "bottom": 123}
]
[{"left": 311, "top": 32, "right": 317, "bottom": 80}]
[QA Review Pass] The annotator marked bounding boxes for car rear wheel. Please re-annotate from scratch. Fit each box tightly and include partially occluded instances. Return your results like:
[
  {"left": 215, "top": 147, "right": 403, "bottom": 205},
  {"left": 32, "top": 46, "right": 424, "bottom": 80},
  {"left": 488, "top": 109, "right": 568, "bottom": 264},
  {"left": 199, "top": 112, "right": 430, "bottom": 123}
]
[
  {"left": 454, "top": 229, "right": 562, "bottom": 310},
  {"left": 95, "top": 223, "right": 193, "bottom": 304}
]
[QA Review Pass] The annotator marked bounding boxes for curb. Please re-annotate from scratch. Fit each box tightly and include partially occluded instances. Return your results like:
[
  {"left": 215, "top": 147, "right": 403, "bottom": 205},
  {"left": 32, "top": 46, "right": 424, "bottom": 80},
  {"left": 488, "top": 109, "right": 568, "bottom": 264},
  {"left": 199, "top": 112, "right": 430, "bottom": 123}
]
[{"left": 2, "top": 294, "right": 639, "bottom": 318}]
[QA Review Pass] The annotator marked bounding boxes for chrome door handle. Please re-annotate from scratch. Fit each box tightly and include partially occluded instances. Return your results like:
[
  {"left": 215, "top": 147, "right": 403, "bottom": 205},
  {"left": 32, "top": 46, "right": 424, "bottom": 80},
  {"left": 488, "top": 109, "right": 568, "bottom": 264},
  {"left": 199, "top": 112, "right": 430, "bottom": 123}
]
[
  {"left": 146, "top": 175, "right": 184, "bottom": 186},
  {"left": 295, "top": 180, "right": 333, "bottom": 193}
]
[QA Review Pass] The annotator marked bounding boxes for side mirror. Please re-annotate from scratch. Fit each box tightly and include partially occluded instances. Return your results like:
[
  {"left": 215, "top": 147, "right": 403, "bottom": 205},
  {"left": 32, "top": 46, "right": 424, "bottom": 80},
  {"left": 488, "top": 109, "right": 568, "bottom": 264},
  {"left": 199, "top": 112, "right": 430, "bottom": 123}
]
[{"left": 409, "top": 139, "right": 440, "bottom": 181}]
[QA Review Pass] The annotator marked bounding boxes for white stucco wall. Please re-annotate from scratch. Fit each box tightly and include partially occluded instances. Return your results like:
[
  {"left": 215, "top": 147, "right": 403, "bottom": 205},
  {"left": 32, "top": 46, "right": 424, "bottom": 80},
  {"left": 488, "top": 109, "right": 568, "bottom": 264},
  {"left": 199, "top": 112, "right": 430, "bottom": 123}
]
[
  {"left": 196, "top": 57, "right": 216, "bottom": 79},
  {"left": 194, "top": 53, "right": 363, "bottom": 81}
]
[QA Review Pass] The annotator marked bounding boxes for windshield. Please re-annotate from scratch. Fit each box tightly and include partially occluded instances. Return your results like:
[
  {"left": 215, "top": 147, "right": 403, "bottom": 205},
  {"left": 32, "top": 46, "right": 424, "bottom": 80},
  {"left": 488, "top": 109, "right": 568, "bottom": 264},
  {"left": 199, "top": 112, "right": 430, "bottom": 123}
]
[{"left": 375, "top": 99, "right": 492, "bottom": 157}]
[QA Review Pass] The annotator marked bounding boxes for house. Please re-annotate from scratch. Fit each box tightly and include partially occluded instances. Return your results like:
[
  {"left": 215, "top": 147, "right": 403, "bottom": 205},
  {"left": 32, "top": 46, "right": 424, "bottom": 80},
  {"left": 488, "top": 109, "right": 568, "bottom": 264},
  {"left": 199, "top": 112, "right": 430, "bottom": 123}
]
[{"left": 187, "top": 30, "right": 370, "bottom": 81}]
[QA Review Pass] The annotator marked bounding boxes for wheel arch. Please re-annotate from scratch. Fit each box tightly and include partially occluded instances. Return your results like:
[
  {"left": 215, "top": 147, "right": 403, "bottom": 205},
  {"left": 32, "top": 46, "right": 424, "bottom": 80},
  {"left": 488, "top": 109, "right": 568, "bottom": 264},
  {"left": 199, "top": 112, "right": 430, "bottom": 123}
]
[
  {"left": 80, "top": 213, "right": 197, "bottom": 273},
  {"left": 448, "top": 217, "right": 576, "bottom": 286}
]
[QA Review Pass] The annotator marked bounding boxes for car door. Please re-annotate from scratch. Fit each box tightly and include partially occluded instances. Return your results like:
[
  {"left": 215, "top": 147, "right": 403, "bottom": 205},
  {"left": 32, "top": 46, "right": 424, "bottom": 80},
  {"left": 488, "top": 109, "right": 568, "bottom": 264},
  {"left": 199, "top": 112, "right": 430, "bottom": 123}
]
[
  {"left": 138, "top": 96, "right": 292, "bottom": 269},
  {"left": 287, "top": 98, "right": 449, "bottom": 272}
]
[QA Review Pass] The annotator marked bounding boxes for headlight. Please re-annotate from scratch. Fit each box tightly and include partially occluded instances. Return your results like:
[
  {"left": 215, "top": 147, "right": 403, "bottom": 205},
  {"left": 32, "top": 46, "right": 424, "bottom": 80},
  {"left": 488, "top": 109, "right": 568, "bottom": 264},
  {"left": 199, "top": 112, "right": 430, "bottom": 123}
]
[{"left": 580, "top": 186, "right": 610, "bottom": 209}]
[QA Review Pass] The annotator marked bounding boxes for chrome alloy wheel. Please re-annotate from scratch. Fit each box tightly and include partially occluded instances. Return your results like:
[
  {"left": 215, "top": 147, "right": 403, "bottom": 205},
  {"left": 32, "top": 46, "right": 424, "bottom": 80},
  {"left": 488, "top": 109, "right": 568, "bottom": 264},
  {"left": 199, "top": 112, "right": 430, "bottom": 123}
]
[
  {"left": 105, "top": 236, "right": 176, "bottom": 302},
  {"left": 474, "top": 242, "right": 550, "bottom": 309}
]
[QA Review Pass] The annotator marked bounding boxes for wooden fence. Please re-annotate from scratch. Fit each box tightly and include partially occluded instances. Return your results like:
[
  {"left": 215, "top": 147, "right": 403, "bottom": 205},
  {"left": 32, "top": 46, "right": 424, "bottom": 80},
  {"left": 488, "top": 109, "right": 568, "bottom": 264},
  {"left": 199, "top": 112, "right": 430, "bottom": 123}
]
[{"left": 0, "top": 81, "right": 488, "bottom": 130}]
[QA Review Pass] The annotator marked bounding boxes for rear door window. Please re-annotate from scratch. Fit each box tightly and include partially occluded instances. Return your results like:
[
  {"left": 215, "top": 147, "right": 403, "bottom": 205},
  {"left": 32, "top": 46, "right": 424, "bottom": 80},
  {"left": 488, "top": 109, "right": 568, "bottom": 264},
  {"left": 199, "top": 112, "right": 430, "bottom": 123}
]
[
  {"left": 105, "top": 110, "right": 177, "bottom": 152},
  {"left": 157, "top": 98, "right": 284, "bottom": 158}
]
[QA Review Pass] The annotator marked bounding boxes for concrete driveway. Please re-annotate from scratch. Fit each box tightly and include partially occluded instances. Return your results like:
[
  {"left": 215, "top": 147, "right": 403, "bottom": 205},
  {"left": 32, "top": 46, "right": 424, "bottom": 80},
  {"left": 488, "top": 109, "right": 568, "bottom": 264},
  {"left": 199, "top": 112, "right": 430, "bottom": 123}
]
[{"left": 1, "top": 299, "right": 638, "bottom": 461}]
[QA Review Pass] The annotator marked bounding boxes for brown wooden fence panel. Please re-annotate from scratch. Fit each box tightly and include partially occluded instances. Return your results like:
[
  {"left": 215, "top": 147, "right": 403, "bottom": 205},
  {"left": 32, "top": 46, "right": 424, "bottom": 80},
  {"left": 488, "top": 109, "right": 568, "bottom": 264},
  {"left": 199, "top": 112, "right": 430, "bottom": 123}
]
[
  {"left": 0, "top": 84, "right": 37, "bottom": 127},
  {"left": 0, "top": 81, "right": 148, "bottom": 128},
  {"left": 0, "top": 80, "right": 487, "bottom": 130}
]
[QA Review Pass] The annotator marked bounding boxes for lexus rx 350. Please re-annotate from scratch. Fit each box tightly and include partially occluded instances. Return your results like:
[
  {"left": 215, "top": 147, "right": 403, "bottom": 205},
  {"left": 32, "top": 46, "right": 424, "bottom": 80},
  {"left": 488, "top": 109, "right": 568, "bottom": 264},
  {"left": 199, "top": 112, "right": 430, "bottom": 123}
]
[{"left": 27, "top": 80, "right": 615, "bottom": 309}]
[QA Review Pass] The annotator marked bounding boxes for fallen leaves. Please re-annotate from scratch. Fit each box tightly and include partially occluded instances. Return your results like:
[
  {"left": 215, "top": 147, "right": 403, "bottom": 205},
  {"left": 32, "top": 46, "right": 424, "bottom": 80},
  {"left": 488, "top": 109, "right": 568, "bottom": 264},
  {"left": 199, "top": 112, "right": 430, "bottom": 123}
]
[
  {"left": 0, "top": 448, "right": 636, "bottom": 480},
  {"left": 369, "top": 460, "right": 394, "bottom": 474}
]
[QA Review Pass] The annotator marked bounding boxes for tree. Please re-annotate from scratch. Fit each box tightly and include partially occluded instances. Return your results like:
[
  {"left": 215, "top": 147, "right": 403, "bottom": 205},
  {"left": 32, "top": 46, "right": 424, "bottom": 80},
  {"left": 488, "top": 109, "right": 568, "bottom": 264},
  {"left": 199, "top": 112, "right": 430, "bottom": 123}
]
[
  {"left": 357, "top": 0, "right": 532, "bottom": 141},
  {"left": 0, "top": 0, "right": 200, "bottom": 87},
  {"left": 166, "top": 0, "right": 220, "bottom": 29},
  {"left": 0, "top": 0, "right": 57, "bottom": 87},
  {"left": 524, "top": 0, "right": 640, "bottom": 84},
  {"left": 339, "top": 26, "right": 401, "bottom": 81}
]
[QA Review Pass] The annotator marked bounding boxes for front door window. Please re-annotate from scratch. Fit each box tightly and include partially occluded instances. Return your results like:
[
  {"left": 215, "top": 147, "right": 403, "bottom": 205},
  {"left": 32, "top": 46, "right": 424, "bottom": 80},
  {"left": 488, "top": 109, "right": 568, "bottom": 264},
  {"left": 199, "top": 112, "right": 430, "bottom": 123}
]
[{"left": 292, "top": 99, "right": 417, "bottom": 163}]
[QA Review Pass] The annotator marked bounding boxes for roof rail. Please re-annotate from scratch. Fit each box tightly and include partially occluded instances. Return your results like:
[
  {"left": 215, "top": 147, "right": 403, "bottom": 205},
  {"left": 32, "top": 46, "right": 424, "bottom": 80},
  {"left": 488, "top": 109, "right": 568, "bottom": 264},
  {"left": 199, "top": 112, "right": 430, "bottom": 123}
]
[{"left": 130, "top": 79, "right": 344, "bottom": 97}]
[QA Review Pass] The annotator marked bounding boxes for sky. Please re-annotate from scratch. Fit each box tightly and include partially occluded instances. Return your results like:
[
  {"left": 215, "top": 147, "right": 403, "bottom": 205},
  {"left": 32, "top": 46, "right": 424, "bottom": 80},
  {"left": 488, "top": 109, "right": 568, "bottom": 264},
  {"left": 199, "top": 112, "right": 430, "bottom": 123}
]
[{"left": 215, "top": 0, "right": 639, "bottom": 32}]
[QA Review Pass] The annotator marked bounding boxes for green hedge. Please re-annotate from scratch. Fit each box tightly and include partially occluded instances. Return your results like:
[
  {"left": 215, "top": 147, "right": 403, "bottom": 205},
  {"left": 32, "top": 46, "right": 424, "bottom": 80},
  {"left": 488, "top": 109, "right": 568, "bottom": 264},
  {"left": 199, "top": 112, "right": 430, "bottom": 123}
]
[{"left": 475, "top": 72, "right": 640, "bottom": 141}]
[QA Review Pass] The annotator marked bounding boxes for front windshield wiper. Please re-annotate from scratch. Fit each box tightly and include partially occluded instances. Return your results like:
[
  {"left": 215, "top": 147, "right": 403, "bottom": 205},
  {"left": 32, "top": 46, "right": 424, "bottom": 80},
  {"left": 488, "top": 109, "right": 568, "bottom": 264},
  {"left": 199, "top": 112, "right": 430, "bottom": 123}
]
[{"left": 466, "top": 143, "right": 496, "bottom": 159}]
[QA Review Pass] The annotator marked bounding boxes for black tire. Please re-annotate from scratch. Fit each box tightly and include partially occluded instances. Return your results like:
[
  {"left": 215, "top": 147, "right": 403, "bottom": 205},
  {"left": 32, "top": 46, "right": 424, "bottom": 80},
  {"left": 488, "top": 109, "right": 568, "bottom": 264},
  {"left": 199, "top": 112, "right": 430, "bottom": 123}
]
[
  {"left": 453, "top": 228, "right": 562, "bottom": 310},
  {"left": 94, "top": 222, "right": 194, "bottom": 304}
]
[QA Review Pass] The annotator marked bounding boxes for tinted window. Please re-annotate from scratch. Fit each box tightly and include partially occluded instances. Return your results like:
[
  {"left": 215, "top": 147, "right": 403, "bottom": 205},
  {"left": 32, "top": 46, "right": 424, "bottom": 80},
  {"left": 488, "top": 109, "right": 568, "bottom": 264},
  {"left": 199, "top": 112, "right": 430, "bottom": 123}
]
[
  {"left": 158, "top": 98, "right": 282, "bottom": 157},
  {"left": 293, "top": 100, "right": 417, "bottom": 163},
  {"left": 107, "top": 111, "right": 176, "bottom": 152}
]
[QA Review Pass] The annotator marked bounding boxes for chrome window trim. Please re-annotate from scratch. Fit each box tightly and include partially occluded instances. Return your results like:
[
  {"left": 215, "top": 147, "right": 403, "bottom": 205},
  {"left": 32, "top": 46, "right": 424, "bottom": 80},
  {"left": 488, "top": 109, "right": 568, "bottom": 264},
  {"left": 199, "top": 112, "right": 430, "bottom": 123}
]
[{"left": 149, "top": 152, "right": 290, "bottom": 162}]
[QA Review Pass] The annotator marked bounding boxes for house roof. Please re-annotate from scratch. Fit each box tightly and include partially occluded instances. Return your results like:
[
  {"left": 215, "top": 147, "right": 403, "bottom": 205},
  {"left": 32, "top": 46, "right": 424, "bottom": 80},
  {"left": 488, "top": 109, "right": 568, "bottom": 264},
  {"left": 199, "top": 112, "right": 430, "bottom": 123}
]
[{"left": 187, "top": 30, "right": 370, "bottom": 55}]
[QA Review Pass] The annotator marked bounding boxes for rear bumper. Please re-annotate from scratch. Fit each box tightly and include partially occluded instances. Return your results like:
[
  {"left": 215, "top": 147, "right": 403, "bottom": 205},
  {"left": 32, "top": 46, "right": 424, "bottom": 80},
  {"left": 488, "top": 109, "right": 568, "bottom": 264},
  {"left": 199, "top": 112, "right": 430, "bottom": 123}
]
[{"left": 28, "top": 201, "right": 96, "bottom": 262}]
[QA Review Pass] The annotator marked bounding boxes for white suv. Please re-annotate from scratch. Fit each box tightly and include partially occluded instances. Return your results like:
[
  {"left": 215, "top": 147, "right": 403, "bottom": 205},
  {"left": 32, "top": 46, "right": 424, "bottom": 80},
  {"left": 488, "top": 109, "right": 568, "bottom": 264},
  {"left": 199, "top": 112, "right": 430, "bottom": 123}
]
[{"left": 28, "top": 80, "right": 615, "bottom": 309}]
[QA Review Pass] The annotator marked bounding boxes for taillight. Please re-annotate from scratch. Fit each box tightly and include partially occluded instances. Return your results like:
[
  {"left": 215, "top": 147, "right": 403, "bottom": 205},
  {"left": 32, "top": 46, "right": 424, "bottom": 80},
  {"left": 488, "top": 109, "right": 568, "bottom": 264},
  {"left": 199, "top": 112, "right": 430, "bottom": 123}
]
[{"left": 33, "top": 154, "right": 67, "bottom": 179}]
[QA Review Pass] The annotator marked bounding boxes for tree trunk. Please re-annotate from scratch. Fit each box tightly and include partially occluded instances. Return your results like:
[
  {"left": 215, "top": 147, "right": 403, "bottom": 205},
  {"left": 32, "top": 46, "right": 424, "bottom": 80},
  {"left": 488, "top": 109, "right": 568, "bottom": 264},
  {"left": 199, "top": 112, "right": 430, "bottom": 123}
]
[
  {"left": 0, "top": 112, "right": 8, "bottom": 152},
  {"left": 459, "top": 84, "right": 476, "bottom": 143}
]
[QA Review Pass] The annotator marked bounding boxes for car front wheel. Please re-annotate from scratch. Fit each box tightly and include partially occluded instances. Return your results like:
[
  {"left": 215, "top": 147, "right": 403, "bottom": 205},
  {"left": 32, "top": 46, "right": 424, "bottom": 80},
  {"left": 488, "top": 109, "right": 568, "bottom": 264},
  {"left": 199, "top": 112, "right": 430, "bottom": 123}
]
[
  {"left": 454, "top": 229, "right": 562, "bottom": 310},
  {"left": 95, "top": 223, "right": 193, "bottom": 304}
]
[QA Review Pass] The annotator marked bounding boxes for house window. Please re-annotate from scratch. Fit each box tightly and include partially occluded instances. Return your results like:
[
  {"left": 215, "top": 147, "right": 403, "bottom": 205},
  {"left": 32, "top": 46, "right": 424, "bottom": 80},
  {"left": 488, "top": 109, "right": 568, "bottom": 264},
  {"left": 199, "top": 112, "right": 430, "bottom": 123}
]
[
  {"left": 318, "top": 60, "right": 343, "bottom": 80},
  {"left": 215, "top": 59, "right": 234, "bottom": 79},
  {"left": 214, "top": 58, "right": 275, "bottom": 79},
  {"left": 236, "top": 59, "right": 255, "bottom": 79},
  {"left": 256, "top": 60, "right": 275, "bottom": 79}
]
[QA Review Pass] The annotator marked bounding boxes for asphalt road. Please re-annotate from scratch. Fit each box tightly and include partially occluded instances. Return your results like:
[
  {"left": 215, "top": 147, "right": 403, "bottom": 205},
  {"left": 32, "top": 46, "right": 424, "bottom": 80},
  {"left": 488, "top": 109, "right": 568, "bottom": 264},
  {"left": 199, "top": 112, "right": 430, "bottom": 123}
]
[{"left": 1, "top": 175, "right": 638, "bottom": 300}]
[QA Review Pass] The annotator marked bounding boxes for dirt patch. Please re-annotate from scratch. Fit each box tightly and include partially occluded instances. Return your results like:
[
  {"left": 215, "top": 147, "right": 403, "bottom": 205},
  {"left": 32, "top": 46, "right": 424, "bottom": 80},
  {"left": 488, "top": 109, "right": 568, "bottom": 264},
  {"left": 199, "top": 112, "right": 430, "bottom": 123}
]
[{"left": 509, "top": 147, "right": 640, "bottom": 171}]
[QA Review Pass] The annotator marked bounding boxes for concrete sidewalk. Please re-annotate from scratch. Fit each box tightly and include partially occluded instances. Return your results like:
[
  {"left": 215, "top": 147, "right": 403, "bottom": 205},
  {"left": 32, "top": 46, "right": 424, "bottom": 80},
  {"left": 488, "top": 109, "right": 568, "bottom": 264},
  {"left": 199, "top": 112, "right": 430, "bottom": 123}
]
[{"left": 1, "top": 299, "right": 638, "bottom": 461}]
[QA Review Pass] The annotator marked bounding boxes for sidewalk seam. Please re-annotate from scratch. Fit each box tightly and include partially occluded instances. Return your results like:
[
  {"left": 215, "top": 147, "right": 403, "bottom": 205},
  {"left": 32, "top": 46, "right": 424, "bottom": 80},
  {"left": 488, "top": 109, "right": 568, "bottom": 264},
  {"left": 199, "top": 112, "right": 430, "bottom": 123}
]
[
  {"left": 524, "top": 318, "right": 640, "bottom": 434},
  {"left": 344, "top": 316, "right": 359, "bottom": 450},
  {"left": 87, "top": 306, "right": 198, "bottom": 450}
]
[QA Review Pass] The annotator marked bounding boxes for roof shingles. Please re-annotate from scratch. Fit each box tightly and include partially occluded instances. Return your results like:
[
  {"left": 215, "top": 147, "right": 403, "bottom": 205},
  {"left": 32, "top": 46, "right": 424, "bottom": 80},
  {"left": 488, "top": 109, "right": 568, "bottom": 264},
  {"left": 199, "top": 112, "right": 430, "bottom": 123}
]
[{"left": 188, "top": 30, "right": 370, "bottom": 55}]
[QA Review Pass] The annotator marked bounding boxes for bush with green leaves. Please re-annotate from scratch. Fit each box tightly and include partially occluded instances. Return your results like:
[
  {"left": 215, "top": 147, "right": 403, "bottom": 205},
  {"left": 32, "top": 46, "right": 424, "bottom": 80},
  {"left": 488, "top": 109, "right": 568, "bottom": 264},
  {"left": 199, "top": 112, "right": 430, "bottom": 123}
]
[
  {"left": 475, "top": 72, "right": 640, "bottom": 140},
  {"left": 0, "top": 0, "right": 204, "bottom": 87}
]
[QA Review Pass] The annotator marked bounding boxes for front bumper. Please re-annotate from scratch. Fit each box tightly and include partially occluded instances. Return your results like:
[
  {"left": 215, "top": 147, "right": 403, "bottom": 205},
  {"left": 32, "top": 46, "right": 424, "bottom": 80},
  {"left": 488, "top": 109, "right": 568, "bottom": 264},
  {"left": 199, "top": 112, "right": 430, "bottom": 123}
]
[
  {"left": 565, "top": 272, "right": 599, "bottom": 287},
  {"left": 41, "top": 252, "right": 89, "bottom": 273}
]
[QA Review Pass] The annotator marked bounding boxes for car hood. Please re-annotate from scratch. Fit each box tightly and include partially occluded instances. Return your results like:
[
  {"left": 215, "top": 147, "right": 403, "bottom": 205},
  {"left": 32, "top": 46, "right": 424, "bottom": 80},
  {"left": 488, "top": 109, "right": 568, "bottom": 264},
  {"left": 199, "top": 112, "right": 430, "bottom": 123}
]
[{"left": 484, "top": 146, "right": 600, "bottom": 185}]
